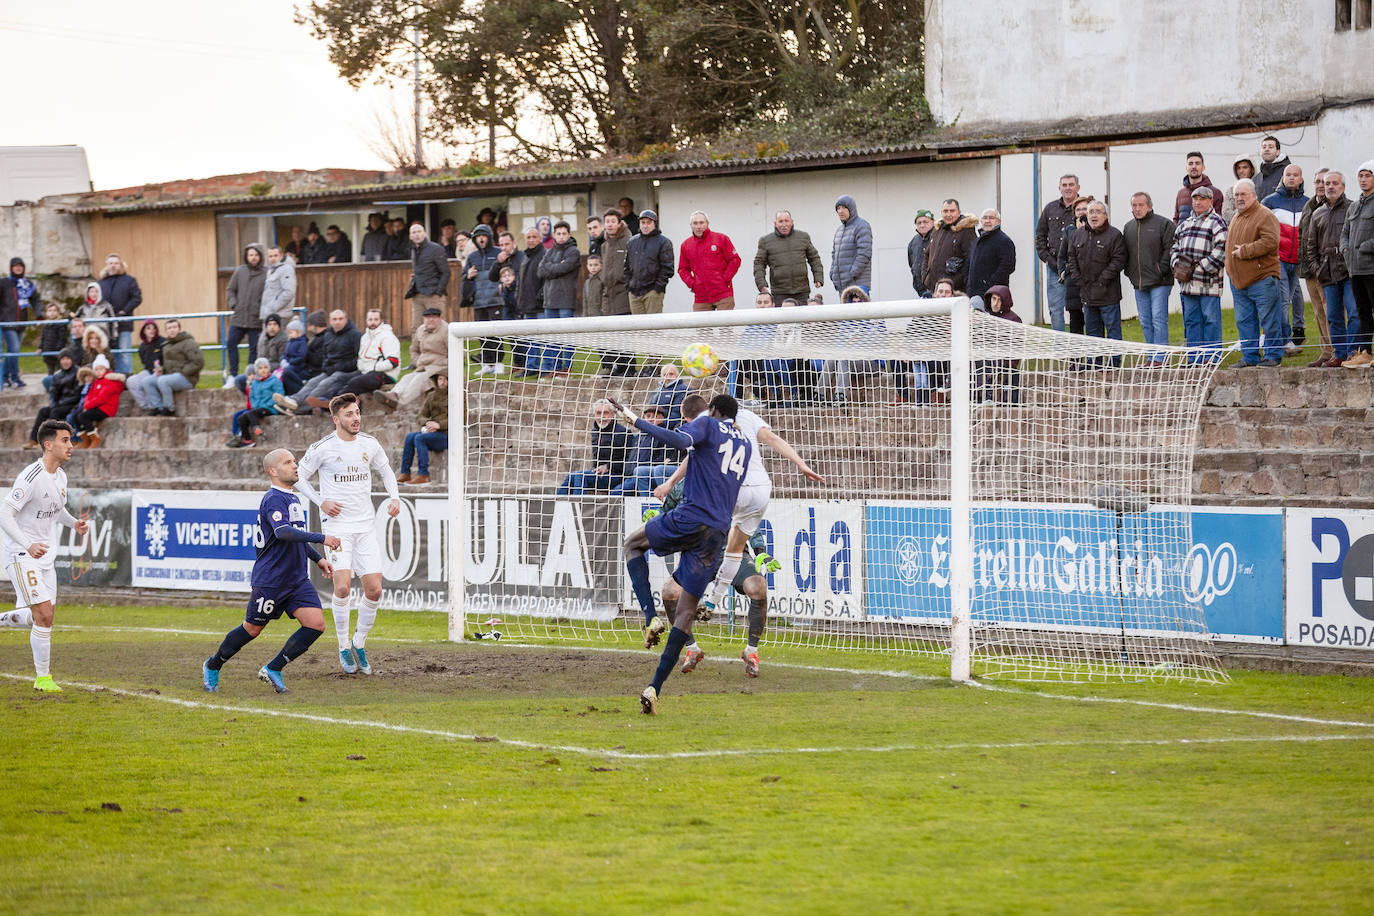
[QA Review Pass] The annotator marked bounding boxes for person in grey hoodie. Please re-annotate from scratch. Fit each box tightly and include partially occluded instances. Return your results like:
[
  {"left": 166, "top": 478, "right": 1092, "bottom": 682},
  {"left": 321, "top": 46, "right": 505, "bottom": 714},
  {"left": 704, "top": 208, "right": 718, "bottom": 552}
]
[
  {"left": 830, "top": 194, "right": 873, "bottom": 294},
  {"left": 260, "top": 245, "right": 296, "bottom": 326},
  {"left": 224, "top": 242, "right": 266, "bottom": 384}
]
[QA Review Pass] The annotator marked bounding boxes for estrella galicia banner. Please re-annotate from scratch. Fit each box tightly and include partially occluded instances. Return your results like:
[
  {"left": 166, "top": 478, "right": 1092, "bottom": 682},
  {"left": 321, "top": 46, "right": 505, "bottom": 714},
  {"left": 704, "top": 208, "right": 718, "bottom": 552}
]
[
  {"left": 54, "top": 487, "right": 132, "bottom": 588},
  {"left": 1285, "top": 508, "right": 1374, "bottom": 650},
  {"left": 130, "top": 489, "right": 262, "bottom": 591}
]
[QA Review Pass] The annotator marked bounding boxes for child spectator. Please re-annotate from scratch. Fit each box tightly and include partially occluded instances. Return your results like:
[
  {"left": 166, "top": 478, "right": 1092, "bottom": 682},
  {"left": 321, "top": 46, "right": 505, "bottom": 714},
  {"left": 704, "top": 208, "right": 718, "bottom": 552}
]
[
  {"left": 278, "top": 318, "right": 310, "bottom": 394},
  {"left": 124, "top": 319, "right": 165, "bottom": 413},
  {"left": 396, "top": 370, "right": 448, "bottom": 485},
  {"left": 977, "top": 284, "right": 1022, "bottom": 403},
  {"left": 76, "top": 281, "right": 115, "bottom": 322},
  {"left": 39, "top": 303, "right": 68, "bottom": 375},
  {"left": 72, "top": 354, "right": 125, "bottom": 448},
  {"left": 228, "top": 358, "right": 284, "bottom": 448},
  {"left": 28, "top": 349, "right": 81, "bottom": 448}
]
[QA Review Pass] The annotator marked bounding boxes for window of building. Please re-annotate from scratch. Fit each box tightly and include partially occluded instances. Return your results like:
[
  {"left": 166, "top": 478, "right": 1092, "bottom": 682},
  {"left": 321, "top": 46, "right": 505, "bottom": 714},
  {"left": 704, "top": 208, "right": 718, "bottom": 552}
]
[
  {"left": 1336, "top": 0, "right": 1351, "bottom": 30},
  {"left": 1359, "top": 0, "right": 1372, "bottom": 29}
]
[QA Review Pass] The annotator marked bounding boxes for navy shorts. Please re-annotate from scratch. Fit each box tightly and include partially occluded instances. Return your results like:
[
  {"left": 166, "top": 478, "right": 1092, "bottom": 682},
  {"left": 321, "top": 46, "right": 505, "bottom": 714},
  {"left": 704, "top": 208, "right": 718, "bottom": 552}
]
[
  {"left": 245, "top": 580, "right": 323, "bottom": 626},
  {"left": 645, "top": 511, "right": 728, "bottom": 599}
]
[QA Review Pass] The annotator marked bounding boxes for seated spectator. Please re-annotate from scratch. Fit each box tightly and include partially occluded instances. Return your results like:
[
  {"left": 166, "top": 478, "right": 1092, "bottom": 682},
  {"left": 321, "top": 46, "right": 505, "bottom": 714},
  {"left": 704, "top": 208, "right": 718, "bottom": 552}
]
[
  {"left": 338, "top": 308, "right": 400, "bottom": 399},
  {"left": 72, "top": 355, "right": 125, "bottom": 448},
  {"left": 648, "top": 363, "right": 690, "bottom": 427},
  {"left": 76, "top": 281, "right": 115, "bottom": 322},
  {"left": 323, "top": 225, "right": 353, "bottom": 263},
  {"left": 300, "top": 225, "right": 328, "bottom": 265},
  {"left": 610, "top": 404, "right": 682, "bottom": 495},
  {"left": 124, "top": 319, "right": 166, "bottom": 413},
  {"left": 438, "top": 218, "right": 459, "bottom": 257},
  {"left": 81, "top": 324, "right": 111, "bottom": 368},
  {"left": 376, "top": 306, "right": 447, "bottom": 411},
  {"left": 294, "top": 309, "right": 330, "bottom": 389},
  {"left": 396, "top": 370, "right": 449, "bottom": 485},
  {"left": 142, "top": 318, "right": 204, "bottom": 417},
  {"left": 283, "top": 224, "right": 306, "bottom": 261},
  {"left": 233, "top": 314, "right": 287, "bottom": 394},
  {"left": 277, "top": 309, "right": 362, "bottom": 415},
  {"left": 361, "top": 212, "right": 390, "bottom": 262},
  {"left": 975, "top": 285, "right": 1022, "bottom": 403},
  {"left": 815, "top": 285, "right": 875, "bottom": 404},
  {"left": 277, "top": 318, "right": 311, "bottom": 395},
  {"left": 228, "top": 358, "right": 284, "bottom": 448},
  {"left": 39, "top": 303, "right": 68, "bottom": 375},
  {"left": 28, "top": 348, "right": 81, "bottom": 448},
  {"left": 807, "top": 291, "right": 824, "bottom": 305},
  {"left": 556, "top": 398, "right": 632, "bottom": 495}
]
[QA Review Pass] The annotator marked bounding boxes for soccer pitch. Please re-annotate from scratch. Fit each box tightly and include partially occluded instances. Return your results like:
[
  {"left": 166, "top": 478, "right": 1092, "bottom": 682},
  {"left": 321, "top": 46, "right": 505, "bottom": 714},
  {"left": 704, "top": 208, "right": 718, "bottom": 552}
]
[{"left": 2, "top": 605, "right": 1371, "bottom": 914}]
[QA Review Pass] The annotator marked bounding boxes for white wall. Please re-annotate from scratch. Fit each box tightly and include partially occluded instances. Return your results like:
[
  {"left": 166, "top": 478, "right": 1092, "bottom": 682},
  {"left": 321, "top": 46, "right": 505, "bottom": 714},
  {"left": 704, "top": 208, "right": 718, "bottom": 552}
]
[
  {"left": 926, "top": 0, "right": 1374, "bottom": 126},
  {"left": 1318, "top": 103, "right": 1374, "bottom": 177},
  {"left": 655, "top": 159, "right": 998, "bottom": 311},
  {"left": 0, "top": 146, "right": 91, "bottom": 206}
]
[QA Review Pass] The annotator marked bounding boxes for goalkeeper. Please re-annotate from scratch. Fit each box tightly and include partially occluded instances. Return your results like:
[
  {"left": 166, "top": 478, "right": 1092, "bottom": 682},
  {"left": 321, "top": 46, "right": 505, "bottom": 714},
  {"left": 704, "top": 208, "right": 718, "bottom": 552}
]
[{"left": 643, "top": 480, "right": 775, "bottom": 677}]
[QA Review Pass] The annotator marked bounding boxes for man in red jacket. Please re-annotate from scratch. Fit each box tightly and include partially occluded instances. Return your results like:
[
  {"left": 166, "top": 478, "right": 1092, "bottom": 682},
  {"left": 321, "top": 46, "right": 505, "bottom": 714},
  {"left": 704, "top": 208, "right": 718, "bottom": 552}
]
[{"left": 677, "top": 211, "right": 741, "bottom": 311}]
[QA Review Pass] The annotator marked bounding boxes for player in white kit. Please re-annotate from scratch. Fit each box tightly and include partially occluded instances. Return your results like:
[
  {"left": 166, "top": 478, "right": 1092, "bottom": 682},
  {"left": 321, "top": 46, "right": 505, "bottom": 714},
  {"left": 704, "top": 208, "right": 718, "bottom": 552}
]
[
  {"left": 294, "top": 392, "right": 400, "bottom": 675},
  {"left": 654, "top": 400, "right": 823, "bottom": 673},
  {"left": 0, "top": 420, "right": 89, "bottom": 692}
]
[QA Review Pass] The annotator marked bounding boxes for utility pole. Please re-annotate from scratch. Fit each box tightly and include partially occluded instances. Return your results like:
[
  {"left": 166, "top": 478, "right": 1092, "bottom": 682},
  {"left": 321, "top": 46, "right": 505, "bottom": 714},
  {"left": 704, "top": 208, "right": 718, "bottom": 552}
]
[{"left": 412, "top": 24, "right": 424, "bottom": 170}]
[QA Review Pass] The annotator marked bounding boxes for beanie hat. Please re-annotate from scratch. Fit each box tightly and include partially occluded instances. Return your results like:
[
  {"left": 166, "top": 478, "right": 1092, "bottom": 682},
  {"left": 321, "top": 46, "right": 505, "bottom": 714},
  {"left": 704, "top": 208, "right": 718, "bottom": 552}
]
[
  {"left": 287, "top": 319, "right": 304, "bottom": 334},
  {"left": 306, "top": 309, "right": 328, "bottom": 327},
  {"left": 93, "top": 354, "right": 110, "bottom": 370},
  {"left": 914, "top": 209, "right": 934, "bottom": 222},
  {"left": 1359, "top": 159, "right": 1374, "bottom": 176}
]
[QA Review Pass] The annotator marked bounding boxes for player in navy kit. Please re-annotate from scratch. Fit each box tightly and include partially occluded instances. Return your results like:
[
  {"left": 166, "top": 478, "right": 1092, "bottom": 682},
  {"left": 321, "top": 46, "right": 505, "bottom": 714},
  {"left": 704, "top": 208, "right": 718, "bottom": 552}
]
[
  {"left": 201, "top": 448, "right": 341, "bottom": 694},
  {"left": 607, "top": 393, "right": 751, "bottom": 714}
]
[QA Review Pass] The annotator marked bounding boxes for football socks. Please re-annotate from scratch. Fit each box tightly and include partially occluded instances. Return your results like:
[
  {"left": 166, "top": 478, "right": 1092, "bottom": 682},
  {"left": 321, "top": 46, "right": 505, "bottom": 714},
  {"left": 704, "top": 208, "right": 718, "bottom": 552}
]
[
  {"left": 267, "top": 625, "right": 323, "bottom": 672},
  {"left": 330, "top": 595, "right": 352, "bottom": 649},
  {"left": 353, "top": 595, "right": 379, "bottom": 648},
  {"left": 30, "top": 624, "right": 51, "bottom": 678},
  {"left": 626, "top": 555, "right": 656, "bottom": 624},
  {"left": 651, "top": 626, "right": 690, "bottom": 693},
  {"left": 207, "top": 625, "right": 256, "bottom": 670}
]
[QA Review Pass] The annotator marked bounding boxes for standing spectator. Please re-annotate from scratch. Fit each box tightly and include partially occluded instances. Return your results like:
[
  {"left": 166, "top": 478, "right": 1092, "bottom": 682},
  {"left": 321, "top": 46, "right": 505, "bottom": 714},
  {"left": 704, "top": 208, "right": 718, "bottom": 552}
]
[
  {"left": 583, "top": 254, "right": 608, "bottom": 373},
  {"left": 476, "top": 207, "right": 496, "bottom": 227},
  {"left": 227, "top": 358, "right": 283, "bottom": 448},
  {"left": 277, "top": 309, "right": 361, "bottom": 413},
  {"left": 284, "top": 225, "right": 306, "bottom": 261},
  {"left": 618, "top": 198, "right": 636, "bottom": 220},
  {"left": 300, "top": 225, "right": 328, "bottom": 265},
  {"left": 678, "top": 211, "right": 741, "bottom": 311},
  {"left": 223, "top": 242, "right": 266, "bottom": 385},
  {"left": 555, "top": 398, "right": 631, "bottom": 495},
  {"left": 1123, "top": 192, "right": 1176, "bottom": 363},
  {"left": 626, "top": 209, "right": 674, "bottom": 315},
  {"left": 1224, "top": 154, "right": 1258, "bottom": 224},
  {"left": 124, "top": 319, "right": 166, "bottom": 412},
  {"left": 755, "top": 209, "right": 824, "bottom": 305},
  {"left": 1298, "top": 169, "right": 1337, "bottom": 367},
  {"left": 39, "top": 303, "right": 67, "bottom": 376},
  {"left": 967, "top": 208, "right": 1016, "bottom": 303},
  {"left": 921, "top": 199, "right": 977, "bottom": 294},
  {"left": 98, "top": 253, "right": 142, "bottom": 374},
  {"left": 385, "top": 218, "right": 410, "bottom": 260},
  {"left": 508, "top": 227, "right": 546, "bottom": 377},
  {"left": 907, "top": 210, "right": 936, "bottom": 296},
  {"left": 600, "top": 210, "right": 635, "bottom": 375},
  {"left": 361, "top": 213, "right": 390, "bottom": 261},
  {"left": 1059, "top": 197, "right": 1094, "bottom": 336},
  {"left": 261, "top": 245, "right": 296, "bottom": 327},
  {"left": 405, "top": 222, "right": 452, "bottom": 330},
  {"left": 377, "top": 306, "right": 447, "bottom": 411},
  {"left": 462, "top": 225, "right": 505, "bottom": 376},
  {"left": 0, "top": 258, "right": 33, "bottom": 388},
  {"left": 830, "top": 194, "right": 873, "bottom": 295},
  {"left": 1255, "top": 136, "right": 1292, "bottom": 201},
  {"left": 1311, "top": 172, "right": 1357, "bottom": 365},
  {"left": 1263, "top": 164, "right": 1309, "bottom": 355},
  {"left": 4, "top": 258, "right": 40, "bottom": 321},
  {"left": 146, "top": 318, "right": 204, "bottom": 417},
  {"left": 339, "top": 308, "right": 400, "bottom": 398},
  {"left": 396, "top": 370, "right": 449, "bottom": 485},
  {"left": 586, "top": 215, "right": 605, "bottom": 258},
  {"left": 536, "top": 220, "right": 581, "bottom": 375},
  {"left": 1068, "top": 201, "right": 1127, "bottom": 345},
  {"left": 1036, "top": 175, "right": 1080, "bottom": 331},
  {"left": 1226, "top": 178, "right": 1285, "bottom": 366},
  {"left": 1340, "top": 160, "right": 1374, "bottom": 368},
  {"left": 536, "top": 215, "right": 555, "bottom": 249},
  {"left": 278, "top": 318, "right": 312, "bottom": 395},
  {"left": 438, "top": 219, "right": 459, "bottom": 257},
  {"left": 1171, "top": 187, "right": 1228, "bottom": 357},
  {"left": 75, "top": 281, "right": 114, "bottom": 323},
  {"left": 322, "top": 225, "right": 353, "bottom": 263},
  {"left": 27, "top": 349, "right": 81, "bottom": 449},
  {"left": 71, "top": 355, "right": 125, "bottom": 449},
  {"left": 1174, "top": 152, "right": 1225, "bottom": 223},
  {"left": 452, "top": 229, "right": 474, "bottom": 263}
]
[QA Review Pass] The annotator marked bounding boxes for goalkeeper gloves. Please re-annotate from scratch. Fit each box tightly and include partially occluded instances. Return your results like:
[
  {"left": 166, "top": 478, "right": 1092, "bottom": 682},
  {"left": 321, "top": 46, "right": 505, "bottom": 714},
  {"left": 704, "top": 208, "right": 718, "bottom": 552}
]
[
  {"left": 641, "top": 507, "right": 660, "bottom": 523},
  {"left": 605, "top": 397, "right": 638, "bottom": 426},
  {"left": 755, "top": 552, "right": 781, "bottom": 574}
]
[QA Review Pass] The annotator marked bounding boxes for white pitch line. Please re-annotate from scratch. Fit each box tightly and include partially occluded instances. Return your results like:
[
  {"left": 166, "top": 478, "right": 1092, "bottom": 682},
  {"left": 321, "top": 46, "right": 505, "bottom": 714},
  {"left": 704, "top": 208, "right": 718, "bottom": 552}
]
[{"left": 3, "top": 671, "right": 1373, "bottom": 761}]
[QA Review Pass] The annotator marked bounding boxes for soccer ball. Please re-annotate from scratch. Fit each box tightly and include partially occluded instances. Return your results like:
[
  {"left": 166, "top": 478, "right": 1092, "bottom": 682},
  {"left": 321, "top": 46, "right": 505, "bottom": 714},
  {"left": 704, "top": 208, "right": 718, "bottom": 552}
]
[{"left": 681, "top": 343, "right": 719, "bottom": 378}]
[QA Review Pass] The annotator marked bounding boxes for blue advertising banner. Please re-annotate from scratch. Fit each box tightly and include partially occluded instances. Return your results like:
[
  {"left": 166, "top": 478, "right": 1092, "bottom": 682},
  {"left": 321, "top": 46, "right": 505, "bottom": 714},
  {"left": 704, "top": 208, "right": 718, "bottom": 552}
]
[{"left": 131, "top": 490, "right": 263, "bottom": 591}]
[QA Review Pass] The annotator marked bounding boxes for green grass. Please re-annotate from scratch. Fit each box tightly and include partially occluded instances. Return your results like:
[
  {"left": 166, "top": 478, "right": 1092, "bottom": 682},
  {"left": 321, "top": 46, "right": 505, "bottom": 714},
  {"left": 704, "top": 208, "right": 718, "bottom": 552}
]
[
  {"left": 3, "top": 604, "right": 1371, "bottom": 913},
  {"left": 1094, "top": 300, "right": 1324, "bottom": 369}
]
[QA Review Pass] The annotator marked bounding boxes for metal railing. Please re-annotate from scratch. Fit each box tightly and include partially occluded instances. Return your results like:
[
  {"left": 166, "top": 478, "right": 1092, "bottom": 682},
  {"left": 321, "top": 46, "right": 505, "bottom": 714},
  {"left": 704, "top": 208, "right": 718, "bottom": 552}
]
[{"left": 0, "top": 309, "right": 306, "bottom": 374}]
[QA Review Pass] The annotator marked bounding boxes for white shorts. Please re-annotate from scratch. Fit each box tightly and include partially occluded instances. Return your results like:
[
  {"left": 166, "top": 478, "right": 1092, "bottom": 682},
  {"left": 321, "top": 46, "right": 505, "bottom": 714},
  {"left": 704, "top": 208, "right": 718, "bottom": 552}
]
[
  {"left": 8, "top": 554, "right": 57, "bottom": 607},
  {"left": 731, "top": 481, "right": 772, "bottom": 537},
  {"left": 328, "top": 528, "right": 384, "bottom": 577}
]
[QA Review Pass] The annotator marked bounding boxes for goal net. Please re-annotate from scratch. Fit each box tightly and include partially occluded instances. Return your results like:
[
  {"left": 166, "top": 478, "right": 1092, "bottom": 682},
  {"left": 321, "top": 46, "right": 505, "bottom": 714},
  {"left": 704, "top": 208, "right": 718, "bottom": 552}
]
[{"left": 446, "top": 300, "right": 1229, "bottom": 683}]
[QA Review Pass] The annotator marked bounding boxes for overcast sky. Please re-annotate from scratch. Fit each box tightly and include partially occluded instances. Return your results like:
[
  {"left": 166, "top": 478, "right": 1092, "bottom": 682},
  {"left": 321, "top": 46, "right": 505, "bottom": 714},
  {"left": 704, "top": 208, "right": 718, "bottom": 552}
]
[{"left": 0, "top": 0, "right": 405, "bottom": 189}]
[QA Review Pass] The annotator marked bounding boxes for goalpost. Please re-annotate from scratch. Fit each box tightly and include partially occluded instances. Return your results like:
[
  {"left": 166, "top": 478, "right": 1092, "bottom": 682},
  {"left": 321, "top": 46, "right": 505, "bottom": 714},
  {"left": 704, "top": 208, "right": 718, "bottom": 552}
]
[{"left": 446, "top": 300, "right": 1229, "bottom": 683}]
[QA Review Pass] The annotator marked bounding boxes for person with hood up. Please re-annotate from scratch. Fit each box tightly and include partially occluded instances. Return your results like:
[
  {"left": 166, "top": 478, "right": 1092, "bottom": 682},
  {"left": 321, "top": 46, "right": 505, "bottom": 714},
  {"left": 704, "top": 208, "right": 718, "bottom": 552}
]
[
  {"left": 536, "top": 215, "right": 555, "bottom": 249},
  {"left": 677, "top": 210, "right": 741, "bottom": 311},
  {"left": 976, "top": 284, "right": 1022, "bottom": 403},
  {"left": 966, "top": 208, "right": 1017, "bottom": 302},
  {"left": 1262, "top": 164, "right": 1309, "bottom": 355},
  {"left": 276, "top": 309, "right": 362, "bottom": 413},
  {"left": 921, "top": 199, "right": 978, "bottom": 294},
  {"left": 1255, "top": 136, "right": 1293, "bottom": 202},
  {"left": 361, "top": 213, "right": 390, "bottom": 261},
  {"left": 0, "top": 257, "right": 40, "bottom": 388},
  {"left": 1174, "top": 152, "right": 1226, "bottom": 223},
  {"left": 27, "top": 348, "right": 81, "bottom": 448},
  {"left": 1224, "top": 154, "right": 1258, "bottom": 224},
  {"left": 396, "top": 369, "right": 449, "bottom": 485},
  {"left": 124, "top": 319, "right": 166, "bottom": 412},
  {"left": 75, "top": 281, "right": 114, "bottom": 323},
  {"left": 626, "top": 209, "right": 674, "bottom": 315},
  {"left": 536, "top": 220, "right": 582, "bottom": 375},
  {"left": 339, "top": 307, "right": 401, "bottom": 398},
  {"left": 260, "top": 245, "right": 296, "bottom": 327},
  {"left": 462, "top": 224, "right": 506, "bottom": 375},
  {"left": 278, "top": 318, "right": 313, "bottom": 394},
  {"left": 71, "top": 354, "right": 126, "bottom": 448},
  {"left": 830, "top": 194, "right": 873, "bottom": 294},
  {"left": 224, "top": 242, "right": 266, "bottom": 385},
  {"left": 98, "top": 253, "right": 142, "bottom": 374},
  {"left": 80, "top": 323, "right": 110, "bottom": 369}
]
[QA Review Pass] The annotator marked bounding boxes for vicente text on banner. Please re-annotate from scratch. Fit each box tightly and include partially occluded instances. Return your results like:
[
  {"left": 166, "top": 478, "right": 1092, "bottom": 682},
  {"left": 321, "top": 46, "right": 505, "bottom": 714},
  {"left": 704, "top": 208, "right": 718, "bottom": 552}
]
[{"left": 131, "top": 489, "right": 261, "bottom": 591}]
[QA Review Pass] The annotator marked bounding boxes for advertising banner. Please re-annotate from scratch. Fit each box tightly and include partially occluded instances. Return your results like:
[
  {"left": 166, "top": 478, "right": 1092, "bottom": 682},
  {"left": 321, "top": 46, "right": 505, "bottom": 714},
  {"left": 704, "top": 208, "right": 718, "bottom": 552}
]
[
  {"left": 54, "top": 487, "right": 132, "bottom": 588},
  {"left": 131, "top": 489, "right": 262, "bottom": 591},
  {"left": 1285, "top": 508, "right": 1374, "bottom": 650}
]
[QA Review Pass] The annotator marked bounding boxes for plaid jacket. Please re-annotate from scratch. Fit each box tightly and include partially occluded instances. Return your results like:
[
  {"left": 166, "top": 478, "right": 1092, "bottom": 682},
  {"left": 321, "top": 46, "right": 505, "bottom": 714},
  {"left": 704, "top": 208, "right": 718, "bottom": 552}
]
[{"left": 1170, "top": 210, "right": 1228, "bottom": 296}]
